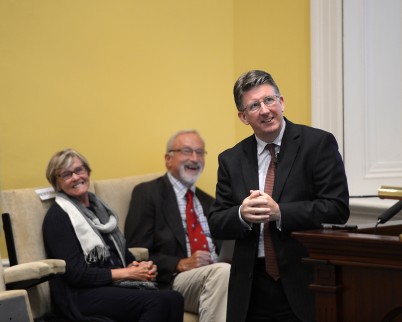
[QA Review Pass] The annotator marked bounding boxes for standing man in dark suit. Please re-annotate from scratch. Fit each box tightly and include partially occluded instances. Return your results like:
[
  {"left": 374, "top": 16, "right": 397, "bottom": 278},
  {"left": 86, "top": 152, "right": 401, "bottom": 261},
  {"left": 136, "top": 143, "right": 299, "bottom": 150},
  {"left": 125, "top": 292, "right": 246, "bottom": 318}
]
[
  {"left": 208, "top": 70, "right": 349, "bottom": 322},
  {"left": 125, "top": 129, "right": 230, "bottom": 322}
]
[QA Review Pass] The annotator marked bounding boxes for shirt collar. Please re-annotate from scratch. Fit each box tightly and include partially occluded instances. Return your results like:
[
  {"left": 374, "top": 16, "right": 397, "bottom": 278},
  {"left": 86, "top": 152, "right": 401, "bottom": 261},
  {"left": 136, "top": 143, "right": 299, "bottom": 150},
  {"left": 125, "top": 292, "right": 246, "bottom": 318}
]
[
  {"left": 167, "top": 172, "right": 196, "bottom": 198},
  {"left": 256, "top": 119, "right": 286, "bottom": 156}
]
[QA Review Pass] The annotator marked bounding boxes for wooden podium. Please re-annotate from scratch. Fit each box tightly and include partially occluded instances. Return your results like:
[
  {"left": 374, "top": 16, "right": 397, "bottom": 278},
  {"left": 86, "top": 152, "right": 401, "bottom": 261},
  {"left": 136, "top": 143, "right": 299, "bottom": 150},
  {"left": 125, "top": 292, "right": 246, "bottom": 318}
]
[{"left": 293, "top": 222, "right": 402, "bottom": 322}]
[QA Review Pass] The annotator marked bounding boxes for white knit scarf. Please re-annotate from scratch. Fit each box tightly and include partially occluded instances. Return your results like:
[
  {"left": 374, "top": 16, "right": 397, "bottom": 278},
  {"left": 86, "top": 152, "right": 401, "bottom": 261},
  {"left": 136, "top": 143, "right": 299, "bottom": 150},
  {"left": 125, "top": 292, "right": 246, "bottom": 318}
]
[{"left": 55, "top": 192, "right": 126, "bottom": 266}]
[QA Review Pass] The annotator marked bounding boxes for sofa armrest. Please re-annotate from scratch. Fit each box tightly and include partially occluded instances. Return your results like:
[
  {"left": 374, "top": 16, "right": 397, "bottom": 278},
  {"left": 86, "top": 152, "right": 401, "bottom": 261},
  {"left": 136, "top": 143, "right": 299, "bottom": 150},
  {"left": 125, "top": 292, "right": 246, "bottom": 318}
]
[
  {"left": 4, "top": 262, "right": 51, "bottom": 285},
  {"left": 128, "top": 247, "right": 149, "bottom": 261},
  {"left": 0, "top": 290, "right": 33, "bottom": 322},
  {"left": 4, "top": 259, "right": 65, "bottom": 290},
  {"left": 39, "top": 259, "right": 66, "bottom": 274}
]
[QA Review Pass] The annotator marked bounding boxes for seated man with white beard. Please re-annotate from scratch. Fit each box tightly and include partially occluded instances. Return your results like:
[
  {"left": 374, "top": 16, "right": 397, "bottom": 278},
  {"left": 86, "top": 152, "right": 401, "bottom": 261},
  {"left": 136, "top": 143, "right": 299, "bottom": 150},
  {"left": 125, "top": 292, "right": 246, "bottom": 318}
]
[{"left": 125, "top": 129, "right": 230, "bottom": 322}]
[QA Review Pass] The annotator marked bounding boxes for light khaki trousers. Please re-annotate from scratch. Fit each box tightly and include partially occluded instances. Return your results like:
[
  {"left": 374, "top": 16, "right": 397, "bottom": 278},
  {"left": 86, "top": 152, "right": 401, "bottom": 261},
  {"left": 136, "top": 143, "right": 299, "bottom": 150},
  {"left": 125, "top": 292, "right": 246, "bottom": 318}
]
[{"left": 172, "top": 262, "right": 231, "bottom": 322}]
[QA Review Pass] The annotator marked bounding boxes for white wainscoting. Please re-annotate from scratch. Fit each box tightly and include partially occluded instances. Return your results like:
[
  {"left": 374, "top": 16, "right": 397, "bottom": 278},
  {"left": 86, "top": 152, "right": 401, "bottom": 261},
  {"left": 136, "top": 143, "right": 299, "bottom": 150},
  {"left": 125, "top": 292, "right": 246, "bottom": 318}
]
[{"left": 311, "top": 0, "right": 402, "bottom": 225}]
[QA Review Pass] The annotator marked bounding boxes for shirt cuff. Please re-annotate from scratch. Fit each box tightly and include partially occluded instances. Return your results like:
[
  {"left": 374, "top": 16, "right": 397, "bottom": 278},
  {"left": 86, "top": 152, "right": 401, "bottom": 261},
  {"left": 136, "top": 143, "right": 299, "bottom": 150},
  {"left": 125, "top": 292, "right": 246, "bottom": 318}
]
[
  {"left": 276, "top": 210, "right": 282, "bottom": 230},
  {"left": 238, "top": 205, "right": 252, "bottom": 230}
]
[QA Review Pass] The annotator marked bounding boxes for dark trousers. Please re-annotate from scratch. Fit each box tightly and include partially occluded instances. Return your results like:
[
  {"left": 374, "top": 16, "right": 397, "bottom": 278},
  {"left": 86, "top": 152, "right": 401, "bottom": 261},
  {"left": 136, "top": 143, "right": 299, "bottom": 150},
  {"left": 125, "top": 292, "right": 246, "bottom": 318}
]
[
  {"left": 246, "top": 258, "right": 302, "bottom": 322},
  {"left": 78, "top": 287, "right": 184, "bottom": 322}
]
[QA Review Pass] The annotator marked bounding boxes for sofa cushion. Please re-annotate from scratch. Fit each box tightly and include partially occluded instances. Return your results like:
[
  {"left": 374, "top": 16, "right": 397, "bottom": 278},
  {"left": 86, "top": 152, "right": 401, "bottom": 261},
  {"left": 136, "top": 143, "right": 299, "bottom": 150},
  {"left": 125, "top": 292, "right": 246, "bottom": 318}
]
[
  {"left": 1, "top": 189, "right": 53, "bottom": 264},
  {"left": 93, "top": 172, "right": 162, "bottom": 231}
]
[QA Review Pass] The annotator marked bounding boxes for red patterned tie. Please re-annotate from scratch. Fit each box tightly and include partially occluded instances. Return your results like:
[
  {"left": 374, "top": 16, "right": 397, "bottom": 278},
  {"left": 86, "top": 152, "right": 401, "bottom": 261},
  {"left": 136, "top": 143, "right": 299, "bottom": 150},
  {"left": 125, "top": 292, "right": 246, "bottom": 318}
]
[
  {"left": 185, "top": 190, "right": 209, "bottom": 254},
  {"left": 263, "top": 144, "right": 280, "bottom": 280}
]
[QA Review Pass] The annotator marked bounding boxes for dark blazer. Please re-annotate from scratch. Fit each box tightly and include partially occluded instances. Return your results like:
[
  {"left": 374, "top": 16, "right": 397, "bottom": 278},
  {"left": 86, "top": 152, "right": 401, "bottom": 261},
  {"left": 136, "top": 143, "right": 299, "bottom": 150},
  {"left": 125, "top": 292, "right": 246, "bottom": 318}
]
[
  {"left": 208, "top": 119, "right": 350, "bottom": 322},
  {"left": 124, "top": 174, "right": 216, "bottom": 287}
]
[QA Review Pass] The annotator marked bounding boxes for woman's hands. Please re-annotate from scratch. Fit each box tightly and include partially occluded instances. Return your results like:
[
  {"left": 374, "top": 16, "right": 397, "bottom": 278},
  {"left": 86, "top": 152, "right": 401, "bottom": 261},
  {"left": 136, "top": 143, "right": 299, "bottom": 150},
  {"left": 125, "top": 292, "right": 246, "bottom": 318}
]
[{"left": 111, "top": 261, "right": 158, "bottom": 282}]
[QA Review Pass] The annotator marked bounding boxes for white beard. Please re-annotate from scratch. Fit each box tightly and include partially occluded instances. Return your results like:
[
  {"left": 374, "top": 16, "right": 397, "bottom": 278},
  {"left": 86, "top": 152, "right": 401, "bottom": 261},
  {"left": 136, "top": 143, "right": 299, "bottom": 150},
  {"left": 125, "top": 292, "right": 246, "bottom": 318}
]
[{"left": 179, "top": 163, "right": 203, "bottom": 186}]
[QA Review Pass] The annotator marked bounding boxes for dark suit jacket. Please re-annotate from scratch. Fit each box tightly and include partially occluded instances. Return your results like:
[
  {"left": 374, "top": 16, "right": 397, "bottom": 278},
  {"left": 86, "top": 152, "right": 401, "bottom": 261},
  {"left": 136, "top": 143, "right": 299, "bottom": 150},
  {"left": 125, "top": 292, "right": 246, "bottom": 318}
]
[
  {"left": 124, "top": 174, "right": 216, "bottom": 288},
  {"left": 208, "top": 119, "right": 350, "bottom": 322}
]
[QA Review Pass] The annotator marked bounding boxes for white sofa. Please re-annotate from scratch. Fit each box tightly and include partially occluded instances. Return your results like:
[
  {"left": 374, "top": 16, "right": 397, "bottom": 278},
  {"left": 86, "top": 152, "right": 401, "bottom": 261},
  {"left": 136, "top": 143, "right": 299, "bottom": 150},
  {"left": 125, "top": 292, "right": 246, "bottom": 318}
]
[
  {"left": 1, "top": 172, "right": 199, "bottom": 322},
  {"left": 0, "top": 242, "right": 34, "bottom": 322}
]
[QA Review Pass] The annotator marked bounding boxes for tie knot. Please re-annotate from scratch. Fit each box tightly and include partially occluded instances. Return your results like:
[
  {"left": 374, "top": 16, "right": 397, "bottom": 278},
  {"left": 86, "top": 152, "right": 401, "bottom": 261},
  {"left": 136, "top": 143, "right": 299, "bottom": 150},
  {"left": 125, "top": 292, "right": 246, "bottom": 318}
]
[
  {"left": 186, "top": 190, "right": 194, "bottom": 201},
  {"left": 266, "top": 144, "right": 276, "bottom": 157}
]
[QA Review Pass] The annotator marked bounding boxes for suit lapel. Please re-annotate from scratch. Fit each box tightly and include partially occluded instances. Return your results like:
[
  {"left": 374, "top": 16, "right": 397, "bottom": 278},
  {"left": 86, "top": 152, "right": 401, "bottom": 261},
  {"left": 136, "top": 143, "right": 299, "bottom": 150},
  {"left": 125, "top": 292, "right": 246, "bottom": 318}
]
[
  {"left": 196, "top": 190, "right": 210, "bottom": 218},
  {"left": 273, "top": 120, "right": 300, "bottom": 201},
  {"left": 240, "top": 135, "right": 259, "bottom": 191},
  {"left": 161, "top": 175, "right": 187, "bottom": 254},
  {"left": 240, "top": 136, "right": 261, "bottom": 239}
]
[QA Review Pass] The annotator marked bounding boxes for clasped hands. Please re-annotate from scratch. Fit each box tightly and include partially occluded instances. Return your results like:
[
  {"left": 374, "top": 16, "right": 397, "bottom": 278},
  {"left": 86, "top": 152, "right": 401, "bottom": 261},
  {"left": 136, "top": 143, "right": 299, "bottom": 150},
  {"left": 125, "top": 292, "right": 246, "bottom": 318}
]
[
  {"left": 240, "top": 190, "right": 280, "bottom": 224},
  {"left": 123, "top": 260, "right": 157, "bottom": 282}
]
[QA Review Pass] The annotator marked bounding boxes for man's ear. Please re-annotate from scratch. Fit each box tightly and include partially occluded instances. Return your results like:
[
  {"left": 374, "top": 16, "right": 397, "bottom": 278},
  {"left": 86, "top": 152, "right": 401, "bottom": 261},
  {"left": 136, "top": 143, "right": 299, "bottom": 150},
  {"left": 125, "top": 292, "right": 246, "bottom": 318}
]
[
  {"left": 279, "top": 96, "right": 285, "bottom": 113},
  {"left": 238, "top": 111, "right": 249, "bottom": 125},
  {"left": 165, "top": 153, "right": 172, "bottom": 169}
]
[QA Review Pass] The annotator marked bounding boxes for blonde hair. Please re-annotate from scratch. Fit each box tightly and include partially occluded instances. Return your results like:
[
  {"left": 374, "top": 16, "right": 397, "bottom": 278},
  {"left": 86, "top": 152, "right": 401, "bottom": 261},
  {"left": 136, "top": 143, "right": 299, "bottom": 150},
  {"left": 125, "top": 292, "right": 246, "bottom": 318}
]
[{"left": 46, "top": 148, "right": 91, "bottom": 191}]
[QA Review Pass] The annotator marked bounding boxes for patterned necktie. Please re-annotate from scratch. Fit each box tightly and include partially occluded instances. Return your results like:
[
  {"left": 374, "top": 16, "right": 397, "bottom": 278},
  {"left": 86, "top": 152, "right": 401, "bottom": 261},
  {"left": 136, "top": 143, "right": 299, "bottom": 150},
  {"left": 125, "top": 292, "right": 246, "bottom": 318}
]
[
  {"left": 263, "top": 144, "right": 280, "bottom": 280},
  {"left": 185, "top": 190, "right": 209, "bottom": 254}
]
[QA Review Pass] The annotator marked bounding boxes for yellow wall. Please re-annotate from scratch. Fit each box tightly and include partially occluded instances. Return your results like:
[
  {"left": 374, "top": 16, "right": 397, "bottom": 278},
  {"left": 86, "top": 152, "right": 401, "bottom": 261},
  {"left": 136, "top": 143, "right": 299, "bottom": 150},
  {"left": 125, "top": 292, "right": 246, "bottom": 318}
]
[
  {"left": 233, "top": 0, "right": 311, "bottom": 140},
  {"left": 0, "top": 0, "right": 310, "bottom": 257}
]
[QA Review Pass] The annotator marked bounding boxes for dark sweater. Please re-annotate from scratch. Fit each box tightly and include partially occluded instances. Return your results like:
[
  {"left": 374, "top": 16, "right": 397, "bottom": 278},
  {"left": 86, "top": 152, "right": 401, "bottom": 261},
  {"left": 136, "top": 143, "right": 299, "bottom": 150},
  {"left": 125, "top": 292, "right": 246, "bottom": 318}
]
[{"left": 42, "top": 202, "right": 135, "bottom": 321}]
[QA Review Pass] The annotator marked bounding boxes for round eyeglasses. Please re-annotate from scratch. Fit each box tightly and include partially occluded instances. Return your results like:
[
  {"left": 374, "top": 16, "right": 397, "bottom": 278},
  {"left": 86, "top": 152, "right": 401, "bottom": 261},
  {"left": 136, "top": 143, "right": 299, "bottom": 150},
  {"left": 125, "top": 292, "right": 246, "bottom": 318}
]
[{"left": 244, "top": 95, "right": 279, "bottom": 113}]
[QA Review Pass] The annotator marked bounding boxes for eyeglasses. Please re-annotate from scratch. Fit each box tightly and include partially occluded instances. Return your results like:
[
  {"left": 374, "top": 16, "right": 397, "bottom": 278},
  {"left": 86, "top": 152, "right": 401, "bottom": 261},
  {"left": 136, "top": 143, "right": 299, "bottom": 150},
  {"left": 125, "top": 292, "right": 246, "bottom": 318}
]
[
  {"left": 169, "top": 148, "right": 207, "bottom": 157},
  {"left": 58, "top": 165, "right": 87, "bottom": 181},
  {"left": 244, "top": 95, "right": 279, "bottom": 113}
]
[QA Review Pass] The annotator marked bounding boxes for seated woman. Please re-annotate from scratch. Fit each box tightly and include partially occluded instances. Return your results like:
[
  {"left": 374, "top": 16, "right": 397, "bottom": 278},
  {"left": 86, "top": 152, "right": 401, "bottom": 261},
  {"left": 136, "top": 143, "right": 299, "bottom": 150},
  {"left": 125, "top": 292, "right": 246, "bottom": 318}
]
[{"left": 42, "top": 148, "right": 184, "bottom": 322}]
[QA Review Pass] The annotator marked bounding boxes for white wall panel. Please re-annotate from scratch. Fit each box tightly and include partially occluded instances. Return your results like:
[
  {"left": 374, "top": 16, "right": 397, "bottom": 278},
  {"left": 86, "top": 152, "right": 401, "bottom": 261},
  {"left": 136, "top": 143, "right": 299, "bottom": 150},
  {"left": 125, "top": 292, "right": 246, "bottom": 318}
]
[{"left": 311, "top": 0, "right": 402, "bottom": 224}]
